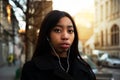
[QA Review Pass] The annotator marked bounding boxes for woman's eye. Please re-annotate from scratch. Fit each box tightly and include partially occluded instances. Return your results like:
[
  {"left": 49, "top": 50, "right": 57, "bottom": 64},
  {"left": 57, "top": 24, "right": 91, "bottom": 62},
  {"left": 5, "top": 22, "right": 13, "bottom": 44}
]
[
  {"left": 54, "top": 29, "right": 61, "bottom": 33},
  {"left": 68, "top": 30, "right": 74, "bottom": 34}
]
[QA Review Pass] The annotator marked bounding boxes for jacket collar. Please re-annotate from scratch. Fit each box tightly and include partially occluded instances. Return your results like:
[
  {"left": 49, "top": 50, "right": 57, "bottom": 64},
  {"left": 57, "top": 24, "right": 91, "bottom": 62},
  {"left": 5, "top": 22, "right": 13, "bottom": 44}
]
[{"left": 32, "top": 54, "right": 91, "bottom": 73}]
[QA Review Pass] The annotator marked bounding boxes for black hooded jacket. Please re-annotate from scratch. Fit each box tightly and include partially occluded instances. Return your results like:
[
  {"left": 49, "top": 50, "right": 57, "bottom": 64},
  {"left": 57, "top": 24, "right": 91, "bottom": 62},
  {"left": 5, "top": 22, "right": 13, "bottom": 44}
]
[{"left": 21, "top": 54, "right": 96, "bottom": 80}]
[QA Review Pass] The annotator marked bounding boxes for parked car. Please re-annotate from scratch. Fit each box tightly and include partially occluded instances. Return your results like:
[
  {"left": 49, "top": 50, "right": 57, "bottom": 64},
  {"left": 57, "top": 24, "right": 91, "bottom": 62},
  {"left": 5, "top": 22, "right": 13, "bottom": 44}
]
[
  {"left": 81, "top": 54, "right": 115, "bottom": 80},
  {"left": 100, "top": 53, "right": 120, "bottom": 68}
]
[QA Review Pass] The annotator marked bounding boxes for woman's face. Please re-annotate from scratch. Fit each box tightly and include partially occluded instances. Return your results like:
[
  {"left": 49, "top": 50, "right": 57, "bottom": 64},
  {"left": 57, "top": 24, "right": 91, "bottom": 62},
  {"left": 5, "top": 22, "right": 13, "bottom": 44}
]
[{"left": 50, "top": 16, "right": 75, "bottom": 54}]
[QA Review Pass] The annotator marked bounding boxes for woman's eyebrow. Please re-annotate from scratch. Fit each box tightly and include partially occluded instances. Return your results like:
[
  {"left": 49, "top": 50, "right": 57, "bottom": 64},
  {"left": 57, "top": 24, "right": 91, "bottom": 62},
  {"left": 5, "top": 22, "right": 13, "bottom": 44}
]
[
  {"left": 67, "top": 25, "right": 73, "bottom": 28},
  {"left": 55, "top": 24, "right": 73, "bottom": 28}
]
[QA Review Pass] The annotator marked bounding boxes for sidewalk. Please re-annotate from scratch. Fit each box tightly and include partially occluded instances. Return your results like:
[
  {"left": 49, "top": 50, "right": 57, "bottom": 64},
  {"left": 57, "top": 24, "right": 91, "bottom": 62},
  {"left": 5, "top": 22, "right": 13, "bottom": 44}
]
[{"left": 0, "top": 64, "right": 20, "bottom": 80}]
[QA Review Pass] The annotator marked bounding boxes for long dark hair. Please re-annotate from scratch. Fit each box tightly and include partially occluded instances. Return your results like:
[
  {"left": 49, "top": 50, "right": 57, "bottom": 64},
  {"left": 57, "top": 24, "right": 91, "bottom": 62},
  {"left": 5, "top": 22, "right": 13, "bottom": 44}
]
[
  {"left": 32, "top": 10, "right": 79, "bottom": 60},
  {"left": 32, "top": 10, "right": 96, "bottom": 80}
]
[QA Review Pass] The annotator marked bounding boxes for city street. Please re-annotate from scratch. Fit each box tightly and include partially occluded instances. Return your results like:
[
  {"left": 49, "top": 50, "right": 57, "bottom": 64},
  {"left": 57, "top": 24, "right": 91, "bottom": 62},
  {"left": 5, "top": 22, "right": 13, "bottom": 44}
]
[
  {"left": 101, "top": 67, "right": 120, "bottom": 80},
  {"left": 1, "top": 0, "right": 120, "bottom": 80},
  {"left": 0, "top": 64, "right": 19, "bottom": 80}
]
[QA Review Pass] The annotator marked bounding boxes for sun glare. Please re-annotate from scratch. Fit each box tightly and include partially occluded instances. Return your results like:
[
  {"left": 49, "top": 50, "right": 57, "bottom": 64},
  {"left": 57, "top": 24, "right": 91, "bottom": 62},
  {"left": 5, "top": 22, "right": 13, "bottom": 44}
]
[{"left": 53, "top": 0, "right": 94, "bottom": 16}]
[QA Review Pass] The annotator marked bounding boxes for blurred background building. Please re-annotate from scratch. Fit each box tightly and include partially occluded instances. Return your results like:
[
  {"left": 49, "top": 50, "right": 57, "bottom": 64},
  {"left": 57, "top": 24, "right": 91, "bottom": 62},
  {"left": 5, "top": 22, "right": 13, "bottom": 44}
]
[
  {"left": 84, "top": 0, "right": 120, "bottom": 58},
  {"left": 0, "top": 0, "right": 52, "bottom": 66},
  {"left": 0, "top": 0, "right": 19, "bottom": 66}
]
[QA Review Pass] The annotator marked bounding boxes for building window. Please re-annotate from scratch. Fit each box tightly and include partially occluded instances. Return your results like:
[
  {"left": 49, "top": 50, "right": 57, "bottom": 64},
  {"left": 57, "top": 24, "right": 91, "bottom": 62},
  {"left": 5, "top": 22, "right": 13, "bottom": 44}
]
[
  {"left": 111, "top": 24, "right": 119, "bottom": 46},
  {"left": 100, "top": 5, "right": 103, "bottom": 21},
  {"left": 101, "top": 31, "right": 103, "bottom": 46},
  {"left": 105, "top": 1, "right": 108, "bottom": 19},
  {"left": 106, "top": 29, "right": 108, "bottom": 46}
]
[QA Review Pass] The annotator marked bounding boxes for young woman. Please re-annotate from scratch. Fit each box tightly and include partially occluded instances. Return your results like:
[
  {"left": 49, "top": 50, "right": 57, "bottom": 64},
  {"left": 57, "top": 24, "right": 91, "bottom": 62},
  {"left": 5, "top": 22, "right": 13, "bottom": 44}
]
[{"left": 21, "top": 10, "right": 96, "bottom": 80}]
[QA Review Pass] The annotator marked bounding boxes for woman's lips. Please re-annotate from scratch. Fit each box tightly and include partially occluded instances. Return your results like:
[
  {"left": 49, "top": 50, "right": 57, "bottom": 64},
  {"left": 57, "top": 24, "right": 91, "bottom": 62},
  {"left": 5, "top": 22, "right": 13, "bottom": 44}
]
[{"left": 60, "top": 43, "right": 70, "bottom": 49}]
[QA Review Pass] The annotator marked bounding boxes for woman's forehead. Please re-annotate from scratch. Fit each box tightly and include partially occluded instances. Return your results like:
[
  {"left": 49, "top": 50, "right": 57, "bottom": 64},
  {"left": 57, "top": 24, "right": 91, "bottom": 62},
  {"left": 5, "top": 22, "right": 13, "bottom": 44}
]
[{"left": 57, "top": 17, "right": 73, "bottom": 25}]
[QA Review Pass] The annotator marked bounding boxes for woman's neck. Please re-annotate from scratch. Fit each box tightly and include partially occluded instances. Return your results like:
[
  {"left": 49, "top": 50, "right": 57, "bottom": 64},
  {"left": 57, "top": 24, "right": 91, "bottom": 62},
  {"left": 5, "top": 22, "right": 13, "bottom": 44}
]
[
  {"left": 59, "top": 52, "right": 67, "bottom": 57},
  {"left": 52, "top": 51, "right": 67, "bottom": 58}
]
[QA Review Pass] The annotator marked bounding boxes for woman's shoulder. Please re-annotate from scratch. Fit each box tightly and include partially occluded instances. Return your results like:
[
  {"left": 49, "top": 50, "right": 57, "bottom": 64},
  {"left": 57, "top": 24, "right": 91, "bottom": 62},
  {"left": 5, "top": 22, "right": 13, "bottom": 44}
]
[
  {"left": 22, "top": 60, "right": 36, "bottom": 72},
  {"left": 72, "top": 55, "right": 92, "bottom": 73},
  {"left": 23, "top": 60, "right": 34, "bottom": 66},
  {"left": 22, "top": 55, "right": 58, "bottom": 71}
]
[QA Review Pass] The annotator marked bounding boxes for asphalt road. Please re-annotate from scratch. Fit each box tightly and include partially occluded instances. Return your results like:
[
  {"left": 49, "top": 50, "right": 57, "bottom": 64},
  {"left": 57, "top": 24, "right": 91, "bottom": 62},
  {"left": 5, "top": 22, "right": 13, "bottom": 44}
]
[
  {"left": 101, "top": 67, "right": 120, "bottom": 80},
  {"left": 0, "top": 64, "right": 18, "bottom": 80}
]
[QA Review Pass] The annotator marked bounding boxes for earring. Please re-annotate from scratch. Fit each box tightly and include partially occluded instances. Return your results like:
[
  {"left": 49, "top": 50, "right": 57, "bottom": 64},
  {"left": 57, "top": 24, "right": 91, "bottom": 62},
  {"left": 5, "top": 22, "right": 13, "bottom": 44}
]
[{"left": 46, "top": 37, "right": 49, "bottom": 41}]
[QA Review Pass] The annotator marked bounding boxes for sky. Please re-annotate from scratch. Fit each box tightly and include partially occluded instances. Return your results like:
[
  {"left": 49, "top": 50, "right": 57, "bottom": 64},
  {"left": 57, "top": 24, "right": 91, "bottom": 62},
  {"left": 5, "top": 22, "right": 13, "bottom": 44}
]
[
  {"left": 53, "top": 0, "right": 95, "bottom": 16},
  {"left": 53, "top": 0, "right": 95, "bottom": 29},
  {"left": 9, "top": 0, "right": 26, "bottom": 30}
]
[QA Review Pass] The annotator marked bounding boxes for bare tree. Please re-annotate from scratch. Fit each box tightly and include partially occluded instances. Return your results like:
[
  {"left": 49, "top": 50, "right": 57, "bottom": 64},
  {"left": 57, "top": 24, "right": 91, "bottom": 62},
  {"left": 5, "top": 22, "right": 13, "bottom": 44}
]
[{"left": 10, "top": 0, "right": 52, "bottom": 61}]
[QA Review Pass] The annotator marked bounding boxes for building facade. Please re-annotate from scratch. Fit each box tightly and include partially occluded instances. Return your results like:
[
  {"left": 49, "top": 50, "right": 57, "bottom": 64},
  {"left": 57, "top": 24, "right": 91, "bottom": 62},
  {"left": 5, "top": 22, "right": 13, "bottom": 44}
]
[
  {"left": 0, "top": 0, "right": 19, "bottom": 66},
  {"left": 94, "top": 0, "right": 120, "bottom": 58}
]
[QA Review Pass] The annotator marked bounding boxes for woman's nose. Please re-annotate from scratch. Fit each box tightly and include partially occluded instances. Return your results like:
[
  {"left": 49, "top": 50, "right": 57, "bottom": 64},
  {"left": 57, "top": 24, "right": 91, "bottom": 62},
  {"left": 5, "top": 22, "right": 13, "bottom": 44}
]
[{"left": 61, "top": 31, "right": 69, "bottom": 40}]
